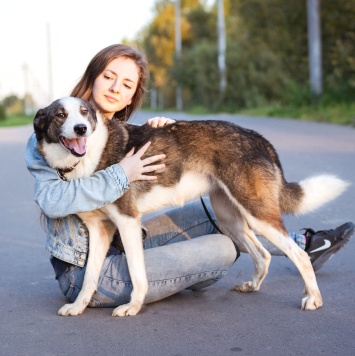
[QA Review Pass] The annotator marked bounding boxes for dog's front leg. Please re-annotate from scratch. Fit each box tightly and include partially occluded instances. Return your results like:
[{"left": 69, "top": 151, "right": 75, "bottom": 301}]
[
  {"left": 58, "top": 213, "right": 111, "bottom": 316},
  {"left": 110, "top": 214, "right": 148, "bottom": 317}
]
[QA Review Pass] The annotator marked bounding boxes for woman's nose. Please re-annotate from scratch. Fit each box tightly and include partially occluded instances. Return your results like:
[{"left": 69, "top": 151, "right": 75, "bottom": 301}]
[{"left": 109, "top": 81, "right": 120, "bottom": 93}]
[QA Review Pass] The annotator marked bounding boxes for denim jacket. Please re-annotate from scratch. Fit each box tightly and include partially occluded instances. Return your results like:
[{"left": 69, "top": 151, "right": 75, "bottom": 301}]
[{"left": 25, "top": 133, "right": 130, "bottom": 267}]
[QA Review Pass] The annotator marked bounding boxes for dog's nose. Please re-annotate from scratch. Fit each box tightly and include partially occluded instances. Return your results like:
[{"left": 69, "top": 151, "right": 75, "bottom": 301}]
[{"left": 74, "top": 124, "right": 87, "bottom": 136}]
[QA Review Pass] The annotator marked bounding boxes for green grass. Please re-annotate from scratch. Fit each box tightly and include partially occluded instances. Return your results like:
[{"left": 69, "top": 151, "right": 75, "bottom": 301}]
[
  {"left": 237, "top": 102, "right": 355, "bottom": 126},
  {"left": 0, "top": 114, "right": 33, "bottom": 127}
]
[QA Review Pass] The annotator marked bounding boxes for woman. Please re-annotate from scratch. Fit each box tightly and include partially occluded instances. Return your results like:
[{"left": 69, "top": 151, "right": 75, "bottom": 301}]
[{"left": 26, "top": 44, "right": 353, "bottom": 313}]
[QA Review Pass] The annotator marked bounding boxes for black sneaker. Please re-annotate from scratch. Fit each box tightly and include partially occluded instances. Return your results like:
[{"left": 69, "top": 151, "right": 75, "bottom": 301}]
[{"left": 304, "top": 222, "right": 354, "bottom": 272}]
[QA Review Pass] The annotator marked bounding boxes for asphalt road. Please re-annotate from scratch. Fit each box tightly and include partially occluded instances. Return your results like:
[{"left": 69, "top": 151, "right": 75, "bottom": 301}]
[{"left": 0, "top": 112, "right": 354, "bottom": 356}]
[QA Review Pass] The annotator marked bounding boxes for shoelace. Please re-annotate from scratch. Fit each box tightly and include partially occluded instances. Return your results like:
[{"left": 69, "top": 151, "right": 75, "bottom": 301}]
[
  {"left": 301, "top": 228, "right": 328, "bottom": 238},
  {"left": 301, "top": 228, "right": 314, "bottom": 238}
]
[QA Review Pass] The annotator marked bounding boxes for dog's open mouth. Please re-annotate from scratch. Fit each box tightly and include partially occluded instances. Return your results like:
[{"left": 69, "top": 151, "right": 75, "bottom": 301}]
[{"left": 60, "top": 136, "right": 87, "bottom": 157}]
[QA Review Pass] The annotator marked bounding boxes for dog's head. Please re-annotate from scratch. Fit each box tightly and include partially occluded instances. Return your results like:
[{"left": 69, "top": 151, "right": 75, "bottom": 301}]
[{"left": 34, "top": 97, "right": 97, "bottom": 166}]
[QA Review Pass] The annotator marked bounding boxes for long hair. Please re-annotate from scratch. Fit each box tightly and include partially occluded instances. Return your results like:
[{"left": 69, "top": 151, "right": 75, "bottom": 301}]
[{"left": 70, "top": 44, "right": 149, "bottom": 121}]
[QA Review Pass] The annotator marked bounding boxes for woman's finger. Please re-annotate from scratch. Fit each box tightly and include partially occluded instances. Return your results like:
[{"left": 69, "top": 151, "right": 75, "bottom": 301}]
[
  {"left": 142, "top": 163, "right": 166, "bottom": 173},
  {"left": 147, "top": 117, "right": 176, "bottom": 128},
  {"left": 139, "top": 174, "right": 158, "bottom": 181},
  {"left": 142, "top": 154, "right": 166, "bottom": 166},
  {"left": 135, "top": 141, "right": 152, "bottom": 158},
  {"left": 125, "top": 147, "right": 135, "bottom": 157}
]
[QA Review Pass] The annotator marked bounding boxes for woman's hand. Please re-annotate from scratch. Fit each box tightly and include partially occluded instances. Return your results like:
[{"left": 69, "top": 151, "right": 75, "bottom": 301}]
[
  {"left": 146, "top": 116, "right": 176, "bottom": 128},
  {"left": 119, "top": 141, "right": 165, "bottom": 183}
]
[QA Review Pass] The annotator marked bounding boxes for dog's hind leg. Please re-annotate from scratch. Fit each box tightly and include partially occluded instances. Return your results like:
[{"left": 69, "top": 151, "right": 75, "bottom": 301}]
[
  {"left": 247, "top": 216, "right": 323, "bottom": 310},
  {"left": 209, "top": 190, "right": 271, "bottom": 293},
  {"left": 234, "top": 219, "right": 272, "bottom": 292},
  {"left": 58, "top": 213, "right": 113, "bottom": 316}
]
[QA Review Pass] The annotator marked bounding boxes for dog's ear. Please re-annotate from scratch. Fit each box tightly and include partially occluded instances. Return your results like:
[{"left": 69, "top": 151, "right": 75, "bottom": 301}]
[
  {"left": 33, "top": 108, "right": 47, "bottom": 142},
  {"left": 84, "top": 100, "right": 98, "bottom": 123}
]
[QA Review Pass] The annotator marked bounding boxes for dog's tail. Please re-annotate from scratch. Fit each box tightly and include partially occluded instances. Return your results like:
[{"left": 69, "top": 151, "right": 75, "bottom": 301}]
[{"left": 280, "top": 174, "right": 349, "bottom": 215}]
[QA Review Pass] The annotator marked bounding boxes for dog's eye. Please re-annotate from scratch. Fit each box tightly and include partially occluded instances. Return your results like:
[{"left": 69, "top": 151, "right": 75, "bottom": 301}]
[
  {"left": 56, "top": 113, "right": 65, "bottom": 119},
  {"left": 81, "top": 109, "right": 88, "bottom": 115}
]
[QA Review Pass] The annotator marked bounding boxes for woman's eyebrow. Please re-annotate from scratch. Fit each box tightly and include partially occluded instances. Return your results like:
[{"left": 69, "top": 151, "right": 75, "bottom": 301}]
[{"left": 105, "top": 69, "right": 136, "bottom": 84}]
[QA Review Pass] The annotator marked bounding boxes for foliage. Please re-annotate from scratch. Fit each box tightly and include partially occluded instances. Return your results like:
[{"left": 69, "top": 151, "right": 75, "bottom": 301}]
[
  {"left": 2, "top": 94, "right": 24, "bottom": 115},
  {"left": 173, "top": 41, "right": 220, "bottom": 109},
  {"left": 238, "top": 99, "right": 355, "bottom": 126},
  {"left": 0, "top": 93, "right": 37, "bottom": 123},
  {"left": 321, "top": 0, "right": 355, "bottom": 91},
  {"left": 0, "top": 104, "right": 6, "bottom": 121},
  {"left": 2, "top": 1, "right": 352, "bottom": 126},
  {"left": 137, "top": 0, "right": 354, "bottom": 123}
]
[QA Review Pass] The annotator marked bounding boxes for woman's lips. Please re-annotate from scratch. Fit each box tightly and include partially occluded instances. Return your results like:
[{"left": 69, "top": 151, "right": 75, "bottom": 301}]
[{"left": 105, "top": 95, "right": 118, "bottom": 103}]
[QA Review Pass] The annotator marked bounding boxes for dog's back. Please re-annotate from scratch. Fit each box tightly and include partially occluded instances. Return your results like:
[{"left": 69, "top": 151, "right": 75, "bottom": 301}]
[
  {"left": 97, "top": 119, "right": 347, "bottom": 235},
  {"left": 99, "top": 120, "right": 293, "bottom": 228}
]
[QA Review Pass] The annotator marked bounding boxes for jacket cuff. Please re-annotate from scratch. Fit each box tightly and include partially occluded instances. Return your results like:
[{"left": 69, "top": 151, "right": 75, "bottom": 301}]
[{"left": 107, "top": 163, "right": 130, "bottom": 195}]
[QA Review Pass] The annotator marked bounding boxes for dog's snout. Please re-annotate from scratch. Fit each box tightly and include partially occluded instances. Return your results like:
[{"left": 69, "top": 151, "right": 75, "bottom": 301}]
[{"left": 74, "top": 124, "right": 87, "bottom": 136}]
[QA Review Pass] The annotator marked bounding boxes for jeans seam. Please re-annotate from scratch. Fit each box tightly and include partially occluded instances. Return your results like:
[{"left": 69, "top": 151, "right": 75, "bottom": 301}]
[{"left": 101, "top": 269, "right": 225, "bottom": 286}]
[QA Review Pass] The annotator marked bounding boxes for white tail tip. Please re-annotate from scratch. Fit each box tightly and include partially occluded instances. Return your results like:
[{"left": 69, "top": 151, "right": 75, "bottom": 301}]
[{"left": 298, "top": 175, "right": 350, "bottom": 214}]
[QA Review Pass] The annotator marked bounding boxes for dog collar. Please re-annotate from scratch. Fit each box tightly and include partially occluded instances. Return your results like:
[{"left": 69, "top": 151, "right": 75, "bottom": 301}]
[{"left": 57, "top": 162, "right": 79, "bottom": 181}]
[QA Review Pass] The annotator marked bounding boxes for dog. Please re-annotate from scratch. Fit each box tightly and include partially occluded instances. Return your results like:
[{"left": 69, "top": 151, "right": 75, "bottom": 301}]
[{"left": 33, "top": 96, "right": 348, "bottom": 316}]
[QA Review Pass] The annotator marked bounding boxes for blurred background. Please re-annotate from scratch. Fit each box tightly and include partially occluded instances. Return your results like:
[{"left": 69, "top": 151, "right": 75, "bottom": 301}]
[{"left": 0, "top": 0, "right": 354, "bottom": 125}]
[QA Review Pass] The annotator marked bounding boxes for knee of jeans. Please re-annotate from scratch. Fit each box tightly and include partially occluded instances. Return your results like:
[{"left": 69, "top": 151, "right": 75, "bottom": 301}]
[
  {"left": 210, "top": 234, "right": 238, "bottom": 264},
  {"left": 188, "top": 270, "right": 227, "bottom": 290}
]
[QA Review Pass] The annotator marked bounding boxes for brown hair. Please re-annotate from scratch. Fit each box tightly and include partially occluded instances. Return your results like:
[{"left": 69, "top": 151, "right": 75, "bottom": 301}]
[{"left": 70, "top": 44, "right": 149, "bottom": 121}]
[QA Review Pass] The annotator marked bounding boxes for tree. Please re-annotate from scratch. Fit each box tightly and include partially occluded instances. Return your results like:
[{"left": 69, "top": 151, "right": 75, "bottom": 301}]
[
  {"left": 139, "top": 0, "right": 354, "bottom": 110},
  {"left": 138, "top": 0, "right": 217, "bottom": 108},
  {"left": 321, "top": 0, "right": 355, "bottom": 98},
  {"left": 0, "top": 103, "right": 6, "bottom": 121},
  {"left": 2, "top": 94, "right": 35, "bottom": 115}
]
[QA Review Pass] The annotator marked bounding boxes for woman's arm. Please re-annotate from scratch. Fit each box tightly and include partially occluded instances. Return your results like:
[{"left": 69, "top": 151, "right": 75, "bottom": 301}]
[
  {"left": 26, "top": 134, "right": 165, "bottom": 219},
  {"left": 26, "top": 133, "right": 130, "bottom": 219}
]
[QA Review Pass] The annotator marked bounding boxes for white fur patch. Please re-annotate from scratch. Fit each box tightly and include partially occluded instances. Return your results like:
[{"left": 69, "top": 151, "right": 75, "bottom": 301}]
[
  {"left": 136, "top": 172, "right": 211, "bottom": 214},
  {"left": 60, "top": 97, "right": 94, "bottom": 139},
  {"left": 297, "top": 174, "right": 350, "bottom": 214},
  {"left": 41, "top": 140, "right": 78, "bottom": 169},
  {"left": 44, "top": 106, "right": 108, "bottom": 178}
]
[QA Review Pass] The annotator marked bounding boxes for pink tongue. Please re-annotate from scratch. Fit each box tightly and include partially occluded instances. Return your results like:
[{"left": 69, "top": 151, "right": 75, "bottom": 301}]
[{"left": 67, "top": 137, "right": 87, "bottom": 155}]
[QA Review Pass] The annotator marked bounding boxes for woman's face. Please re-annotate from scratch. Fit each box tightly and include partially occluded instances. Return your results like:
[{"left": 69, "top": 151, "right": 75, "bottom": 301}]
[{"left": 91, "top": 57, "right": 139, "bottom": 119}]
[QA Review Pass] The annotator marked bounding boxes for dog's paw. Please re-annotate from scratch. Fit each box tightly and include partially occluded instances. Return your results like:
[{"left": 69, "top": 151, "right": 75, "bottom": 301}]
[
  {"left": 301, "top": 295, "right": 323, "bottom": 310},
  {"left": 234, "top": 281, "right": 259, "bottom": 293},
  {"left": 112, "top": 302, "right": 142, "bottom": 317},
  {"left": 58, "top": 303, "right": 85, "bottom": 316}
]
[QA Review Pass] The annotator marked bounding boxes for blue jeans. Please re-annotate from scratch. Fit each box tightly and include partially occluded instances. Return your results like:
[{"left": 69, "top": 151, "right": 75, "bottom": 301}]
[
  {"left": 53, "top": 198, "right": 305, "bottom": 307},
  {"left": 54, "top": 199, "right": 237, "bottom": 307}
]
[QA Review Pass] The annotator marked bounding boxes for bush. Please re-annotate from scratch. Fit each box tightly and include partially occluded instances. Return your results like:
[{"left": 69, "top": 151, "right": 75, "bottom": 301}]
[
  {"left": 173, "top": 40, "right": 294, "bottom": 111},
  {"left": 0, "top": 104, "right": 6, "bottom": 121}
]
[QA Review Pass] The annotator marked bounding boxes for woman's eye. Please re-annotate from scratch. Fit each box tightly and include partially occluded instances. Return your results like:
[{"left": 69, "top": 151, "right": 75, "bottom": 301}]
[
  {"left": 124, "top": 84, "right": 132, "bottom": 89},
  {"left": 104, "top": 75, "right": 112, "bottom": 80}
]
